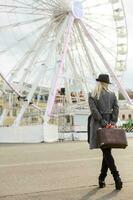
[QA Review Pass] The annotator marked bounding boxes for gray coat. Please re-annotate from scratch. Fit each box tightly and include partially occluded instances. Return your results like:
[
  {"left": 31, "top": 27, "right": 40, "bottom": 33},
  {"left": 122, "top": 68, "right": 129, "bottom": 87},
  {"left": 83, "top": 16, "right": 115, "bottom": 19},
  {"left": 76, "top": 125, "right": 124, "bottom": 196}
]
[{"left": 88, "top": 90, "right": 119, "bottom": 149}]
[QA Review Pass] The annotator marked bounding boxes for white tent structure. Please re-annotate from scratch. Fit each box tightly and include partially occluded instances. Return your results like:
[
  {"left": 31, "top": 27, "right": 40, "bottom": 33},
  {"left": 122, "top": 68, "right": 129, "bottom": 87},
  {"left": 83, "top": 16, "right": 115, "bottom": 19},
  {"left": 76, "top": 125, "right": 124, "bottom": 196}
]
[{"left": 0, "top": 0, "right": 132, "bottom": 142}]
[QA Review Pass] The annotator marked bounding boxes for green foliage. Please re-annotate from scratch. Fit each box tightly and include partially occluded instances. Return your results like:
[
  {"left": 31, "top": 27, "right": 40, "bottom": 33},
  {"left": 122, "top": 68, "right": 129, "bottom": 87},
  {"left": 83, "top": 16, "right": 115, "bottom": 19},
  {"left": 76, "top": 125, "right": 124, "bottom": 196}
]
[{"left": 122, "top": 120, "right": 133, "bottom": 132}]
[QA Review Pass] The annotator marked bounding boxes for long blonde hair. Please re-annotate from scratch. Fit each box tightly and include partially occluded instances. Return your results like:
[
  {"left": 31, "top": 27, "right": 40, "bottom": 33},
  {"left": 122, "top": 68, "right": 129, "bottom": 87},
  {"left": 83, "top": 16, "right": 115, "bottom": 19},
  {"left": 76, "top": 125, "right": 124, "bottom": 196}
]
[{"left": 91, "top": 82, "right": 109, "bottom": 99}]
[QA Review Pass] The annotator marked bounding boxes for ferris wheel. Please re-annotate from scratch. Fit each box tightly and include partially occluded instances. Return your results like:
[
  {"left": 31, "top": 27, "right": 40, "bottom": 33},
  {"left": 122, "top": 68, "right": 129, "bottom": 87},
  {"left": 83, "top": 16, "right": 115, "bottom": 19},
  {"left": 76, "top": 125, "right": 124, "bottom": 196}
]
[{"left": 0, "top": 0, "right": 132, "bottom": 127}]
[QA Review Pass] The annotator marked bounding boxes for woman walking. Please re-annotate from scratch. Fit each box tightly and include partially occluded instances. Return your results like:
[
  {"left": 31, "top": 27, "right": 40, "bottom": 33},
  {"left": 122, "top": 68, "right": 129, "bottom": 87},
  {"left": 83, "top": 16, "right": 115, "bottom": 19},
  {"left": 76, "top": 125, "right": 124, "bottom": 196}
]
[{"left": 88, "top": 74, "right": 123, "bottom": 190}]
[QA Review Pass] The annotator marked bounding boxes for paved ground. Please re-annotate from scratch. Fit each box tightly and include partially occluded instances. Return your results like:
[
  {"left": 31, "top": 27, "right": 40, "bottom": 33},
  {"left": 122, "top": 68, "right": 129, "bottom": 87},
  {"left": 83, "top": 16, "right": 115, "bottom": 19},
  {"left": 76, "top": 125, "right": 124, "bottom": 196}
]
[{"left": 0, "top": 139, "right": 133, "bottom": 199}]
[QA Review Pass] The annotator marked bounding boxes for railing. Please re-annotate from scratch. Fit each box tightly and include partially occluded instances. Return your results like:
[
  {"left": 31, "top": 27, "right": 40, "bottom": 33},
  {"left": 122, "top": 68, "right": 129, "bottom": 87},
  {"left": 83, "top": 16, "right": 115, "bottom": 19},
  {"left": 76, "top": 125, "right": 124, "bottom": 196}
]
[
  {"left": 122, "top": 124, "right": 133, "bottom": 132},
  {"left": 120, "top": 120, "right": 133, "bottom": 132}
]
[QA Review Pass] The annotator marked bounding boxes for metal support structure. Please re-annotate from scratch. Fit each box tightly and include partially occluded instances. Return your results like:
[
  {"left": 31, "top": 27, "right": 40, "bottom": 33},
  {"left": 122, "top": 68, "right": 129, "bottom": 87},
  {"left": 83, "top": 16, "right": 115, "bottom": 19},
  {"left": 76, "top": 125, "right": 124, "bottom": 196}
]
[
  {"left": 79, "top": 20, "right": 133, "bottom": 106},
  {"left": 7, "top": 16, "right": 64, "bottom": 87},
  {"left": 44, "top": 15, "right": 75, "bottom": 124},
  {"left": 0, "top": 0, "right": 131, "bottom": 130},
  {"left": 0, "top": 109, "right": 8, "bottom": 126},
  {"left": 68, "top": 51, "right": 89, "bottom": 99},
  {"left": 0, "top": 17, "right": 68, "bottom": 126},
  {"left": 12, "top": 16, "right": 69, "bottom": 127},
  {"left": 7, "top": 17, "right": 61, "bottom": 82},
  {"left": 0, "top": 29, "right": 47, "bottom": 125},
  {"left": 0, "top": 92, "right": 12, "bottom": 126},
  {"left": 0, "top": 71, "right": 43, "bottom": 125},
  {"left": 12, "top": 64, "right": 45, "bottom": 127},
  {"left": 75, "top": 21, "right": 97, "bottom": 77},
  {"left": 70, "top": 27, "right": 91, "bottom": 94},
  {"left": 17, "top": 26, "right": 56, "bottom": 91}
]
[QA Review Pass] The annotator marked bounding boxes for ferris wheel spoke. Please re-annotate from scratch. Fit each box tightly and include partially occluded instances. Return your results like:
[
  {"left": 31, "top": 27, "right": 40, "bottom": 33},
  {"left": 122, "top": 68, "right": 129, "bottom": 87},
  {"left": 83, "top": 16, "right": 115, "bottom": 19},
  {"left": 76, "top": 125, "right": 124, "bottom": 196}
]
[
  {"left": 70, "top": 27, "right": 94, "bottom": 93},
  {"left": 82, "top": 46, "right": 103, "bottom": 74},
  {"left": 33, "top": 0, "right": 63, "bottom": 11},
  {"left": 82, "top": 0, "right": 108, "bottom": 4},
  {"left": 11, "top": 2, "right": 48, "bottom": 16},
  {"left": 84, "top": 17, "right": 115, "bottom": 31},
  {"left": 85, "top": 12, "right": 115, "bottom": 18},
  {"left": 84, "top": 1, "right": 110, "bottom": 9},
  {"left": 85, "top": 15, "right": 114, "bottom": 22},
  {"left": 32, "top": 0, "right": 47, "bottom": 9},
  {"left": 7, "top": 24, "right": 55, "bottom": 83},
  {"left": 0, "top": 16, "right": 47, "bottom": 31},
  {"left": 75, "top": 22, "right": 97, "bottom": 76},
  {"left": 72, "top": 26, "right": 92, "bottom": 77},
  {"left": 17, "top": 22, "right": 48, "bottom": 41},
  {"left": 85, "top": 16, "right": 115, "bottom": 24},
  {"left": 0, "top": 10, "right": 46, "bottom": 16},
  {"left": 52, "top": 0, "right": 64, "bottom": 7},
  {"left": 13, "top": 0, "right": 45, "bottom": 10},
  {"left": 84, "top": 21, "right": 116, "bottom": 37},
  {"left": 67, "top": 52, "right": 85, "bottom": 101},
  {"left": 11, "top": 1, "right": 53, "bottom": 15},
  {"left": 86, "top": 29, "right": 116, "bottom": 48},
  {"left": 35, "top": 0, "right": 54, "bottom": 8},
  {"left": 0, "top": 22, "right": 47, "bottom": 54},
  {"left": 0, "top": 4, "right": 45, "bottom": 11},
  {"left": 83, "top": 21, "right": 116, "bottom": 46},
  {"left": 79, "top": 20, "right": 132, "bottom": 105},
  {"left": 71, "top": 29, "right": 95, "bottom": 77},
  {"left": 17, "top": 36, "right": 56, "bottom": 89},
  {"left": 82, "top": 26, "right": 116, "bottom": 58},
  {"left": 0, "top": 3, "right": 47, "bottom": 15},
  {"left": 48, "top": 0, "right": 61, "bottom": 8},
  {"left": 67, "top": 51, "right": 79, "bottom": 80},
  {"left": 67, "top": 49, "right": 87, "bottom": 98},
  {"left": 17, "top": 15, "right": 68, "bottom": 90},
  {"left": 6, "top": 16, "right": 63, "bottom": 82},
  {"left": 71, "top": 31, "right": 84, "bottom": 72},
  {"left": 81, "top": 25, "right": 116, "bottom": 58}
]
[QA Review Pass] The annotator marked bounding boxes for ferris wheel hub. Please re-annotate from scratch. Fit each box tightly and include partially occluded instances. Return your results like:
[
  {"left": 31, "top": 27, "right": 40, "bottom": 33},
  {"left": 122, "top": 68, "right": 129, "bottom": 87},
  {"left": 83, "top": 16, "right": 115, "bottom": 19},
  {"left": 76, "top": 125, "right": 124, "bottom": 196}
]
[{"left": 72, "top": 0, "right": 84, "bottom": 19}]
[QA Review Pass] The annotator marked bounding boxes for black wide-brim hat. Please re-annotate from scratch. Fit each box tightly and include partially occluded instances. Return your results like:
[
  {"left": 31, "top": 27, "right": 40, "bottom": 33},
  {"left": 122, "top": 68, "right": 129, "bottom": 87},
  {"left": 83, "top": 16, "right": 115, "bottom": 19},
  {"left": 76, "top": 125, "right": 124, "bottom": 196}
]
[{"left": 96, "top": 74, "right": 111, "bottom": 84}]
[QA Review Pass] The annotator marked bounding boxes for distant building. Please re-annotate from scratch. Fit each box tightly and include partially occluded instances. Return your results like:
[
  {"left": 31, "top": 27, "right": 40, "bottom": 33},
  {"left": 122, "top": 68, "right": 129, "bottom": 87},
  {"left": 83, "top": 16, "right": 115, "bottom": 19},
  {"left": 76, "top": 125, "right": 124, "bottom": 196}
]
[{"left": 119, "top": 100, "right": 133, "bottom": 121}]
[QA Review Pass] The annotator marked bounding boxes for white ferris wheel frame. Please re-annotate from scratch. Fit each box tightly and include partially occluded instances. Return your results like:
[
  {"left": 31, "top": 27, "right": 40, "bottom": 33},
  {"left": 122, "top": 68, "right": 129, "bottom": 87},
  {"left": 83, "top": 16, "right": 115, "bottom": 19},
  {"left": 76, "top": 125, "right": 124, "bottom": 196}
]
[{"left": 0, "top": 0, "right": 132, "bottom": 127}]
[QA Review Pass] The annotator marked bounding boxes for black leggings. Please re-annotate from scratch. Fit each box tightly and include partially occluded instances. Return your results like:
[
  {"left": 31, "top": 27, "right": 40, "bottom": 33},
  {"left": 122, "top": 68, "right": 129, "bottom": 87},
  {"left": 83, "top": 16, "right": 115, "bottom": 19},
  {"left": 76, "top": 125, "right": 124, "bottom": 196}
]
[{"left": 100, "top": 148, "right": 118, "bottom": 178}]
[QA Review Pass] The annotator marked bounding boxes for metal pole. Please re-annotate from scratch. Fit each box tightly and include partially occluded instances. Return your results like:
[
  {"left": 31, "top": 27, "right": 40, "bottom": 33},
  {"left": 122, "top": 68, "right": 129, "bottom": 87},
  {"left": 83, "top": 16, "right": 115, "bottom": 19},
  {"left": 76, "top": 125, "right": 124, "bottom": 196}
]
[
  {"left": 44, "top": 15, "right": 75, "bottom": 124},
  {"left": 12, "top": 64, "right": 45, "bottom": 127},
  {"left": 75, "top": 22, "right": 96, "bottom": 77}
]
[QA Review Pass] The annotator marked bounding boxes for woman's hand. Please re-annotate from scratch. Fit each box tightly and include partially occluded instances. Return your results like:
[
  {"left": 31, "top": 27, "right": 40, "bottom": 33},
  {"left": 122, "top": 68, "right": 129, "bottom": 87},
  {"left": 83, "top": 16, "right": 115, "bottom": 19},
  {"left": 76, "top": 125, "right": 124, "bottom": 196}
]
[{"left": 105, "top": 123, "right": 116, "bottom": 128}]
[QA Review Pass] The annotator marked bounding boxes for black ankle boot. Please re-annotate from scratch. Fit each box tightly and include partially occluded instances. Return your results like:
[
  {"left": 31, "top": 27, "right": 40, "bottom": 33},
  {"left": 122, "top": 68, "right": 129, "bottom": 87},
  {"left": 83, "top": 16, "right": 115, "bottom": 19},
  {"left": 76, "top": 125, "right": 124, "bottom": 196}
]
[
  {"left": 98, "top": 174, "right": 106, "bottom": 188},
  {"left": 112, "top": 171, "right": 123, "bottom": 190},
  {"left": 99, "top": 179, "right": 106, "bottom": 188},
  {"left": 115, "top": 177, "right": 123, "bottom": 190}
]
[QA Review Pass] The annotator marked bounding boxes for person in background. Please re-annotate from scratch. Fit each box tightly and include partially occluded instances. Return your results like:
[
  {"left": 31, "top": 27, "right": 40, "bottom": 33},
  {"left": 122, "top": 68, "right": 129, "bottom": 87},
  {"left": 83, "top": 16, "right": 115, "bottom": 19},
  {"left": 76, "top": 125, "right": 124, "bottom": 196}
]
[{"left": 88, "top": 74, "right": 123, "bottom": 190}]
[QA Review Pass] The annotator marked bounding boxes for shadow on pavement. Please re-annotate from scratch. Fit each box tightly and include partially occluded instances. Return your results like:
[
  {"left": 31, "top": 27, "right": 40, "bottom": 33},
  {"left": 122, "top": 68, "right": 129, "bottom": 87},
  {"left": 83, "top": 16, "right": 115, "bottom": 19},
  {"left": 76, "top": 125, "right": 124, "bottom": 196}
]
[
  {"left": 95, "top": 190, "right": 119, "bottom": 200},
  {"left": 80, "top": 187, "right": 120, "bottom": 200},
  {"left": 80, "top": 187, "right": 99, "bottom": 200}
]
